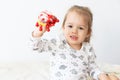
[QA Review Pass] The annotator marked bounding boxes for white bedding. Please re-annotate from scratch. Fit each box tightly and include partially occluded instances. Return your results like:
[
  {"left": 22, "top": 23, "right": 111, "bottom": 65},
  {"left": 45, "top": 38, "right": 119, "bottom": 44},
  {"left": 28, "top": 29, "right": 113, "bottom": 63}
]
[
  {"left": 0, "top": 61, "right": 49, "bottom": 80},
  {"left": 0, "top": 61, "right": 120, "bottom": 80}
]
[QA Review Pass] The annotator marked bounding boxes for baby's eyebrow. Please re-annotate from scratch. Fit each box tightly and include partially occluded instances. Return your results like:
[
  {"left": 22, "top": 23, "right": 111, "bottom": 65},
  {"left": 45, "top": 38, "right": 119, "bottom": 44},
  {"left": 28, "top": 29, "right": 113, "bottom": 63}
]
[
  {"left": 66, "top": 22, "right": 88, "bottom": 28},
  {"left": 67, "top": 23, "right": 72, "bottom": 25},
  {"left": 79, "top": 25, "right": 88, "bottom": 28}
]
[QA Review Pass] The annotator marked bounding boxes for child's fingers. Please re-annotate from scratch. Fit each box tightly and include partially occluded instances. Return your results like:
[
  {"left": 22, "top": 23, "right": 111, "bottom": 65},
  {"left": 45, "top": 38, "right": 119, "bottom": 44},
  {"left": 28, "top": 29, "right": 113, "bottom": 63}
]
[
  {"left": 42, "top": 26, "right": 47, "bottom": 33},
  {"left": 98, "top": 73, "right": 111, "bottom": 80},
  {"left": 35, "top": 26, "right": 46, "bottom": 33},
  {"left": 108, "top": 73, "right": 119, "bottom": 80},
  {"left": 33, "top": 26, "right": 46, "bottom": 37}
]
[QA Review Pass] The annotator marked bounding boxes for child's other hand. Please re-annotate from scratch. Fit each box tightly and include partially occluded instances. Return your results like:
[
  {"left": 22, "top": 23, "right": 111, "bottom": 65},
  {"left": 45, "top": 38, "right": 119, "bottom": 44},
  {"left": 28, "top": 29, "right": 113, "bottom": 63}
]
[
  {"left": 98, "top": 73, "right": 111, "bottom": 80},
  {"left": 108, "top": 74, "right": 119, "bottom": 80},
  {"left": 98, "top": 73, "right": 119, "bottom": 80},
  {"left": 32, "top": 26, "right": 46, "bottom": 38}
]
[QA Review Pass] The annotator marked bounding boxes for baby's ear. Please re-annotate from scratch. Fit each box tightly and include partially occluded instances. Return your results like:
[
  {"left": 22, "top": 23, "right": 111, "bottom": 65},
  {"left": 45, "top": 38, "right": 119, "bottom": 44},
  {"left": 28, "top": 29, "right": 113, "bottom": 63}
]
[
  {"left": 62, "top": 26, "right": 65, "bottom": 29},
  {"left": 87, "top": 29, "right": 91, "bottom": 37},
  {"left": 85, "top": 31, "right": 91, "bottom": 42},
  {"left": 86, "top": 32, "right": 91, "bottom": 38}
]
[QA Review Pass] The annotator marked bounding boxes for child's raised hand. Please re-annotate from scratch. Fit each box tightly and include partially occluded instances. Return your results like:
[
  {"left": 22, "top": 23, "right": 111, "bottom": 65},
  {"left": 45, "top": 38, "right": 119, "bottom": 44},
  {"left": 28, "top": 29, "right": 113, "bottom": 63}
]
[{"left": 32, "top": 25, "right": 46, "bottom": 38}]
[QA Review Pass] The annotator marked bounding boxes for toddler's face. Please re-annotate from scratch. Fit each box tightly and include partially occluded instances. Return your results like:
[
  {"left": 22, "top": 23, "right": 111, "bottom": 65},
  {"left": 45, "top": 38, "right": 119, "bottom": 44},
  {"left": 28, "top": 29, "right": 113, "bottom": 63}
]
[{"left": 63, "top": 11, "right": 89, "bottom": 50}]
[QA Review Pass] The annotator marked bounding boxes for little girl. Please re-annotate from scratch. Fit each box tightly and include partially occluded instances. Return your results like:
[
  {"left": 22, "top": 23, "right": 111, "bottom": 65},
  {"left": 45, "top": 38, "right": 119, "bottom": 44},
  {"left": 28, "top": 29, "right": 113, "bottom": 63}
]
[{"left": 30, "top": 5, "right": 119, "bottom": 80}]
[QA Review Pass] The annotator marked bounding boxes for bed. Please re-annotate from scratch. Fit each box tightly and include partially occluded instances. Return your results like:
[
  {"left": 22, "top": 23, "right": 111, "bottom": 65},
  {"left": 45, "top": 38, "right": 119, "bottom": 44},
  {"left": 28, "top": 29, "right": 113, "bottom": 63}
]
[{"left": 0, "top": 61, "right": 120, "bottom": 80}]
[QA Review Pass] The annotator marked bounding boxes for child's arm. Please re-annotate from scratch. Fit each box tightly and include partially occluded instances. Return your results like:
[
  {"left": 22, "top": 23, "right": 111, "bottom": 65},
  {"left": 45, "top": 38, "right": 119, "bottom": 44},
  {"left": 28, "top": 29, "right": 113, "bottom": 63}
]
[
  {"left": 87, "top": 46, "right": 104, "bottom": 80},
  {"left": 30, "top": 10, "right": 59, "bottom": 52},
  {"left": 87, "top": 46, "right": 119, "bottom": 80},
  {"left": 30, "top": 26, "right": 56, "bottom": 52}
]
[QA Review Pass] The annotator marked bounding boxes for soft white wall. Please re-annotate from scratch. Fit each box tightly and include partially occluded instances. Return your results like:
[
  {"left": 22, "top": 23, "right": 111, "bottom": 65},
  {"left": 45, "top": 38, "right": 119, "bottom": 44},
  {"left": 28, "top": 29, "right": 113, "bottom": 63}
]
[{"left": 0, "top": 0, "right": 120, "bottom": 64}]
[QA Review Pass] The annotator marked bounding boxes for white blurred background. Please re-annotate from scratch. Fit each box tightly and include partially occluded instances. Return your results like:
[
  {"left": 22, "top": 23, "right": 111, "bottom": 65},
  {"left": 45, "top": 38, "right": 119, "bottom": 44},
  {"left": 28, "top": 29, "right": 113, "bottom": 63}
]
[{"left": 0, "top": 0, "right": 120, "bottom": 64}]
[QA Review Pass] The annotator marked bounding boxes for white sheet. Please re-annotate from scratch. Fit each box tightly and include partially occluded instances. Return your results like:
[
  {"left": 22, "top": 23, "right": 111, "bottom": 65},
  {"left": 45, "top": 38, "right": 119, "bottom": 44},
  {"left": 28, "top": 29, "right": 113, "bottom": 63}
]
[
  {"left": 0, "top": 61, "right": 49, "bottom": 80},
  {"left": 0, "top": 61, "right": 120, "bottom": 80}
]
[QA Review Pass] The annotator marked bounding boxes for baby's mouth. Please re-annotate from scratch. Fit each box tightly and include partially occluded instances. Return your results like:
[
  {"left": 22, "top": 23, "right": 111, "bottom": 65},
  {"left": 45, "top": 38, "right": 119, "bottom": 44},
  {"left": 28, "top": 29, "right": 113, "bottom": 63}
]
[{"left": 70, "top": 35, "right": 78, "bottom": 41}]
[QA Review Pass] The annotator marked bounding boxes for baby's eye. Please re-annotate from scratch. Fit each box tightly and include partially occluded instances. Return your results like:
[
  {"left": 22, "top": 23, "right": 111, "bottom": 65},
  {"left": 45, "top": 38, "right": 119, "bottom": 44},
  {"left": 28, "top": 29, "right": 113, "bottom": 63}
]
[
  {"left": 79, "top": 27, "right": 84, "bottom": 30},
  {"left": 68, "top": 25, "right": 73, "bottom": 28}
]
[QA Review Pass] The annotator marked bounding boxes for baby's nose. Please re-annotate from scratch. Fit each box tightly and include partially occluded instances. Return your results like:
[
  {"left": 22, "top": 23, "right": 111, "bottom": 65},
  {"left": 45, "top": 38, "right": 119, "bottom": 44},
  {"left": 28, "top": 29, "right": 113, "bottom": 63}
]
[{"left": 72, "top": 28, "right": 77, "bottom": 34}]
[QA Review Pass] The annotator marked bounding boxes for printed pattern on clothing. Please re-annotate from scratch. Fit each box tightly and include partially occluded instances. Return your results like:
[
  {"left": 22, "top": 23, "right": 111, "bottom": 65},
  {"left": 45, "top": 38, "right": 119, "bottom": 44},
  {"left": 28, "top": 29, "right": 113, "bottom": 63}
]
[{"left": 30, "top": 35, "right": 102, "bottom": 80}]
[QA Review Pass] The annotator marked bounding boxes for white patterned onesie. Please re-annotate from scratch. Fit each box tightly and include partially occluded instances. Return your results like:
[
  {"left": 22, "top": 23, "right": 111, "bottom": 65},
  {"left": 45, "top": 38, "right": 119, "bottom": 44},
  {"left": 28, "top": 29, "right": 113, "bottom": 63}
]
[{"left": 30, "top": 35, "right": 102, "bottom": 80}]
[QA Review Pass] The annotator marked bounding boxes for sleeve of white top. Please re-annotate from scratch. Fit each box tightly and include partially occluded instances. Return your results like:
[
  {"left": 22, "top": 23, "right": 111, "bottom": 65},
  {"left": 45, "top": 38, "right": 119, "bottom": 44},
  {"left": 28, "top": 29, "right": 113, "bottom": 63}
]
[
  {"left": 86, "top": 44, "right": 103, "bottom": 80},
  {"left": 29, "top": 32, "right": 55, "bottom": 52}
]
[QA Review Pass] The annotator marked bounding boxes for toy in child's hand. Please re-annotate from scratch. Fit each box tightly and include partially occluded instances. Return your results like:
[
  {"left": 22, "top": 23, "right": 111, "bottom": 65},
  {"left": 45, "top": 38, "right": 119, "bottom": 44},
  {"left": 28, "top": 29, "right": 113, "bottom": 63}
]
[{"left": 35, "top": 10, "right": 59, "bottom": 32}]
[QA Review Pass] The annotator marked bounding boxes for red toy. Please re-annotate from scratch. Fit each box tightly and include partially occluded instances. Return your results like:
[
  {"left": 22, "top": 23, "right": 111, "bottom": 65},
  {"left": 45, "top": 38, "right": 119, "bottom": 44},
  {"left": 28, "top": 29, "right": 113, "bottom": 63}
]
[{"left": 35, "top": 10, "right": 59, "bottom": 32}]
